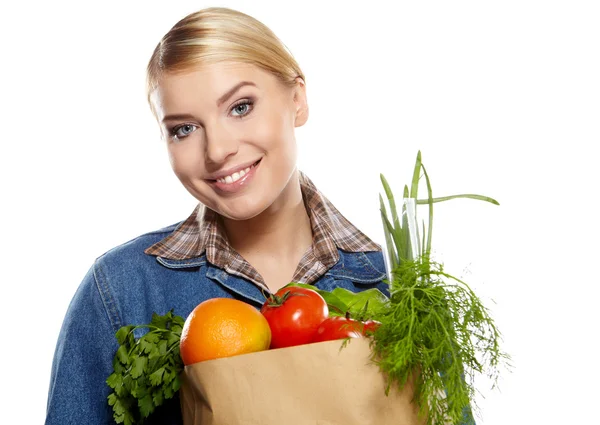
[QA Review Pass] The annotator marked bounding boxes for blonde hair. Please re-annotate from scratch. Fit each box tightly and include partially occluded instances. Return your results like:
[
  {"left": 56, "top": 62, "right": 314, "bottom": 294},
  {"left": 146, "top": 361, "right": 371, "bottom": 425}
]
[{"left": 146, "top": 7, "right": 305, "bottom": 119}]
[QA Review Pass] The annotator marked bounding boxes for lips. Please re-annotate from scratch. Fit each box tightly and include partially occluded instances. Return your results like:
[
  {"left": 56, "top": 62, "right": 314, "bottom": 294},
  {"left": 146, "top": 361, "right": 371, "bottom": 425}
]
[
  {"left": 206, "top": 159, "right": 261, "bottom": 182},
  {"left": 215, "top": 160, "right": 261, "bottom": 184},
  {"left": 209, "top": 159, "right": 262, "bottom": 194}
]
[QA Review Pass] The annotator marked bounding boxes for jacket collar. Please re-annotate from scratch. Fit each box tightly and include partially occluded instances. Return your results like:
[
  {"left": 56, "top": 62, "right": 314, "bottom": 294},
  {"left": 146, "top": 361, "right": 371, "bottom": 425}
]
[
  {"left": 155, "top": 250, "right": 386, "bottom": 284},
  {"left": 144, "top": 171, "right": 381, "bottom": 264}
]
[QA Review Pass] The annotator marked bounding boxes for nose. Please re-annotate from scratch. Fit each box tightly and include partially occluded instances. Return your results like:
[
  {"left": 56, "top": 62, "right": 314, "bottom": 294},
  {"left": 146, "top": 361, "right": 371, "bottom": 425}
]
[{"left": 204, "top": 123, "right": 239, "bottom": 165}]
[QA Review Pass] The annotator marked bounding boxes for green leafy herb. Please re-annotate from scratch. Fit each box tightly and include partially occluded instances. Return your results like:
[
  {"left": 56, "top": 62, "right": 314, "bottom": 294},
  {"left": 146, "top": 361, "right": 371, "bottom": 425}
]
[
  {"left": 372, "top": 151, "right": 510, "bottom": 425},
  {"left": 106, "top": 310, "right": 185, "bottom": 425}
]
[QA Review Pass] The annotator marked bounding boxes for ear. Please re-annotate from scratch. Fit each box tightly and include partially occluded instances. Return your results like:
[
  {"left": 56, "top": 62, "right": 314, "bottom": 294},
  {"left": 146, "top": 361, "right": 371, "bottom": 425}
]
[{"left": 292, "top": 77, "right": 309, "bottom": 127}]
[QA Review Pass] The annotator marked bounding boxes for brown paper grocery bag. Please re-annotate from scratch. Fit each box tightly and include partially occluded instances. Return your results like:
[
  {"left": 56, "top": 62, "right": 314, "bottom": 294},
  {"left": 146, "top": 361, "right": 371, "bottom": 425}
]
[{"left": 180, "top": 338, "right": 426, "bottom": 425}]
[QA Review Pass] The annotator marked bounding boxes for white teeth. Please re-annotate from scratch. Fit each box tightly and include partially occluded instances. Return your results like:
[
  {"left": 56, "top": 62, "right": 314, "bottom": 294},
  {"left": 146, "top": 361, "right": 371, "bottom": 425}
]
[{"left": 217, "top": 165, "right": 253, "bottom": 184}]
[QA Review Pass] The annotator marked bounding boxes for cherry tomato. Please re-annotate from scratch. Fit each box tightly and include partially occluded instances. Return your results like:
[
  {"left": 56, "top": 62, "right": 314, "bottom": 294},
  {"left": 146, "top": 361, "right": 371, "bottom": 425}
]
[
  {"left": 260, "top": 287, "right": 329, "bottom": 348},
  {"left": 312, "top": 316, "right": 364, "bottom": 343},
  {"left": 361, "top": 319, "right": 381, "bottom": 336}
]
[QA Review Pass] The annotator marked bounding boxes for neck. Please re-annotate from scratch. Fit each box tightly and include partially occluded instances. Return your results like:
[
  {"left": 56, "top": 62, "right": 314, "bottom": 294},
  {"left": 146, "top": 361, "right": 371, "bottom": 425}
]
[{"left": 221, "top": 170, "right": 313, "bottom": 259}]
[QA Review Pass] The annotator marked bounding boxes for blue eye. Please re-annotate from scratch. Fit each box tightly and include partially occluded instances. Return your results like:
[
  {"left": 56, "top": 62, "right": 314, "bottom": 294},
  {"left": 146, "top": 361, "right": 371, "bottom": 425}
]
[
  {"left": 170, "top": 124, "right": 197, "bottom": 140},
  {"left": 231, "top": 100, "right": 254, "bottom": 117}
]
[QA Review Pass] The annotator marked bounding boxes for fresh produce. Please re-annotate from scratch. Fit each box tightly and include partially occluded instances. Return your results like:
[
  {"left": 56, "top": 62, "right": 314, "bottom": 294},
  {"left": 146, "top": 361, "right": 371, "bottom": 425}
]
[
  {"left": 263, "top": 284, "right": 384, "bottom": 343},
  {"left": 280, "top": 283, "right": 389, "bottom": 321},
  {"left": 180, "top": 298, "right": 271, "bottom": 365},
  {"left": 106, "top": 298, "right": 272, "bottom": 424},
  {"left": 369, "top": 151, "right": 510, "bottom": 425},
  {"left": 261, "top": 286, "right": 329, "bottom": 348},
  {"left": 361, "top": 319, "right": 381, "bottom": 336},
  {"left": 105, "top": 150, "right": 508, "bottom": 425},
  {"left": 311, "top": 315, "right": 364, "bottom": 342},
  {"left": 106, "top": 310, "right": 185, "bottom": 425}
]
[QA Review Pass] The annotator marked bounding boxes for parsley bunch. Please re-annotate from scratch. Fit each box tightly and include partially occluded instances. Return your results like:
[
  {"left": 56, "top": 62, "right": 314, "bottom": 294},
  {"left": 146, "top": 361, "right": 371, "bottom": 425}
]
[
  {"left": 106, "top": 310, "right": 185, "bottom": 425},
  {"left": 373, "top": 151, "right": 510, "bottom": 425}
]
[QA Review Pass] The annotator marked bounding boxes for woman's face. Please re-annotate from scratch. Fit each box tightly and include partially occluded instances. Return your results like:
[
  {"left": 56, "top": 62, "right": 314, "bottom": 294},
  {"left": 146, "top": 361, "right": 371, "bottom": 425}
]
[{"left": 150, "top": 62, "right": 308, "bottom": 220}]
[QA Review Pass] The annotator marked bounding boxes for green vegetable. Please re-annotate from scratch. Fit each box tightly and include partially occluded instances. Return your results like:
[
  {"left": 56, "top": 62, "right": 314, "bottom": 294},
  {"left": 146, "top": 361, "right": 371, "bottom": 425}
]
[
  {"left": 372, "top": 151, "right": 510, "bottom": 425},
  {"left": 106, "top": 310, "right": 185, "bottom": 425}
]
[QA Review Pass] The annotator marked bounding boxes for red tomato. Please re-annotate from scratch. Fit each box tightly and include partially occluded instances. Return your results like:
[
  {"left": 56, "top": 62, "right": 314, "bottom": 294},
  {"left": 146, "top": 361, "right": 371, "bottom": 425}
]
[
  {"left": 260, "top": 287, "right": 329, "bottom": 349},
  {"left": 312, "top": 316, "right": 364, "bottom": 343},
  {"left": 362, "top": 320, "right": 381, "bottom": 336}
]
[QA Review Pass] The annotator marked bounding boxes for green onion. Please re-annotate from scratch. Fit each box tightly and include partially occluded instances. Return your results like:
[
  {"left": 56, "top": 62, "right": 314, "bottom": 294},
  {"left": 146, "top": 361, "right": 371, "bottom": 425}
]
[{"left": 372, "top": 151, "right": 510, "bottom": 425}]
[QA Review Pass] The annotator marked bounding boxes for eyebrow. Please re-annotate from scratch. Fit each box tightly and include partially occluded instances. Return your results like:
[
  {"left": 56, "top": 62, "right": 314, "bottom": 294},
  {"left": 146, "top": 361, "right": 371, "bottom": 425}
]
[
  {"left": 161, "top": 81, "right": 257, "bottom": 123},
  {"left": 217, "top": 81, "right": 256, "bottom": 106}
]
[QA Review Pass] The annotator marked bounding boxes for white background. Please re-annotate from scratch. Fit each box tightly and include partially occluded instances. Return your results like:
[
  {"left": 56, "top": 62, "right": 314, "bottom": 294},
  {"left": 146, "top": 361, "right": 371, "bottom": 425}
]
[{"left": 1, "top": 1, "right": 599, "bottom": 423}]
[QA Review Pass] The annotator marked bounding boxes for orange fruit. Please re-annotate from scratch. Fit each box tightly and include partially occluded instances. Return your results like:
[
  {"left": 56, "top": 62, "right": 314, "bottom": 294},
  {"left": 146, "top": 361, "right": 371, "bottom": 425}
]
[{"left": 180, "top": 298, "right": 272, "bottom": 365}]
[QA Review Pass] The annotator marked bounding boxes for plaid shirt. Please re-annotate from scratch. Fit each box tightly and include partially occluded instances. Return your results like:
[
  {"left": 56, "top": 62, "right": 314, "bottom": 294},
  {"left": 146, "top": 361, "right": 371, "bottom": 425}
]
[{"left": 145, "top": 172, "right": 381, "bottom": 290}]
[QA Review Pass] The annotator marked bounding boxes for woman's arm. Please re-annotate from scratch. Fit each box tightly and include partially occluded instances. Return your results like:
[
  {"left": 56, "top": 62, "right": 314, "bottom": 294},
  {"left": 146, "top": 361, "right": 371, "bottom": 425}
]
[{"left": 45, "top": 263, "right": 118, "bottom": 425}]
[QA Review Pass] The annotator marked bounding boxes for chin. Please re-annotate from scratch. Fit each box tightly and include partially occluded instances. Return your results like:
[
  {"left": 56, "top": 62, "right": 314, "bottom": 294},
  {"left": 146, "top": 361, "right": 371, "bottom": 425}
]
[{"left": 215, "top": 196, "right": 271, "bottom": 221}]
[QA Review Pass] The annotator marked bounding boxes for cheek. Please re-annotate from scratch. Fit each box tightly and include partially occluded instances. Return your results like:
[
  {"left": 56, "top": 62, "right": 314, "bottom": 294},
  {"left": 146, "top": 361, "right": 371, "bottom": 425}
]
[
  {"left": 254, "top": 108, "right": 295, "bottom": 149},
  {"left": 167, "top": 144, "right": 200, "bottom": 180}
]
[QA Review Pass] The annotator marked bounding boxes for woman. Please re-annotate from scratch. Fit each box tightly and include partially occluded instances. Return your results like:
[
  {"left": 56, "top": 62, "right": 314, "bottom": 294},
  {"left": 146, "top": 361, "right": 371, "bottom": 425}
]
[{"left": 45, "top": 7, "right": 389, "bottom": 425}]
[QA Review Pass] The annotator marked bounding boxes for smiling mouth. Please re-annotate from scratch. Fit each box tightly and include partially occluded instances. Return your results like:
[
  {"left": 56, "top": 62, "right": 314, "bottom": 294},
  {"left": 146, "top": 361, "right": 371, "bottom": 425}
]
[{"left": 212, "top": 159, "right": 261, "bottom": 184}]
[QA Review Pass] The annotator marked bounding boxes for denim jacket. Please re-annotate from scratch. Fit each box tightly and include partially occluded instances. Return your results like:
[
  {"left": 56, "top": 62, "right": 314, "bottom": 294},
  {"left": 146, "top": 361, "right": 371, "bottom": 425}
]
[{"left": 45, "top": 222, "right": 390, "bottom": 425}]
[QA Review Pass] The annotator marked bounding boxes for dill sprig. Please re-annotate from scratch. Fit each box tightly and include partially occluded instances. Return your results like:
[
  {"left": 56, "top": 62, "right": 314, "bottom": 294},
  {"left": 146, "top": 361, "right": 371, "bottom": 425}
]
[{"left": 372, "top": 151, "right": 510, "bottom": 425}]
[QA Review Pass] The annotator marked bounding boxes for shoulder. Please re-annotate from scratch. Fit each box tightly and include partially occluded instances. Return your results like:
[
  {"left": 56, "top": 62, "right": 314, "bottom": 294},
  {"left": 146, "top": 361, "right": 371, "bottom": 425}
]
[
  {"left": 95, "top": 222, "right": 182, "bottom": 267},
  {"left": 89, "top": 221, "right": 188, "bottom": 304},
  {"left": 86, "top": 221, "right": 200, "bottom": 331}
]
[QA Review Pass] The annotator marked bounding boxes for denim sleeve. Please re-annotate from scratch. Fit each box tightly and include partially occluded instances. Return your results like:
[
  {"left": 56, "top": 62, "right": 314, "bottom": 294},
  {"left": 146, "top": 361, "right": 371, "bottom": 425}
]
[{"left": 45, "top": 262, "right": 119, "bottom": 425}]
